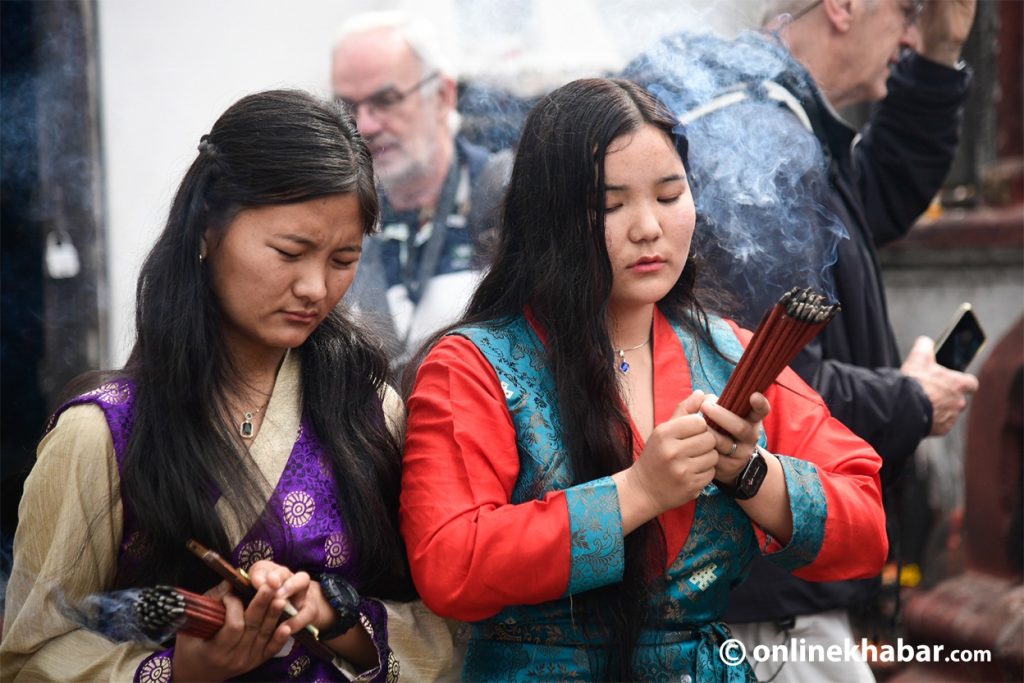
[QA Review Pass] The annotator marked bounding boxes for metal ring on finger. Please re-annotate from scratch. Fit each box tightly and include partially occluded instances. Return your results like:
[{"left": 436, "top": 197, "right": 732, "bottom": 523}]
[{"left": 726, "top": 441, "right": 738, "bottom": 457}]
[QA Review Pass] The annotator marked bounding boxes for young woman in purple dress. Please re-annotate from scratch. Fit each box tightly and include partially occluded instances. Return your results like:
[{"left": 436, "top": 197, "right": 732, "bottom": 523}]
[{"left": 1, "top": 90, "right": 432, "bottom": 682}]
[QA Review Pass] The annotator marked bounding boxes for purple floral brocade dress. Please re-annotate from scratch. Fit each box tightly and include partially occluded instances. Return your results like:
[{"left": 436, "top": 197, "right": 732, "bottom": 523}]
[{"left": 50, "top": 380, "right": 398, "bottom": 683}]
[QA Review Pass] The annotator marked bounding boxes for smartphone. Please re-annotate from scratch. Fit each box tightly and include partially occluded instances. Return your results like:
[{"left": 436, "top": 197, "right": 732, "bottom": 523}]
[{"left": 934, "top": 303, "right": 986, "bottom": 372}]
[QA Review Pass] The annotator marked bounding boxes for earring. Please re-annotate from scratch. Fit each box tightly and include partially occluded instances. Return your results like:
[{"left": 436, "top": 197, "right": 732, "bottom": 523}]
[{"left": 199, "top": 251, "right": 206, "bottom": 262}]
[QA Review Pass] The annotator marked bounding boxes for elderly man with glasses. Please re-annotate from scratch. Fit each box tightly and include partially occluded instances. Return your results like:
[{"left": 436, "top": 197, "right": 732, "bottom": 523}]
[
  {"left": 332, "top": 11, "right": 508, "bottom": 366},
  {"left": 626, "top": 0, "right": 978, "bottom": 681}
]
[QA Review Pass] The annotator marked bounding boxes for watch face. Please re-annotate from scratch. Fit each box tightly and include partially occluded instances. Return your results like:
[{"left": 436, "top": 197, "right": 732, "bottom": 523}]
[{"left": 736, "top": 449, "right": 769, "bottom": 499}]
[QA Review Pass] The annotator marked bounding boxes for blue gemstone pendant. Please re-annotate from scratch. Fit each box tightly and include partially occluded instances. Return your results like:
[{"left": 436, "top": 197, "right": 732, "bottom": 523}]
[
  {"left": 615, "top": 335, "right": 649, "bottom": 375},
  {"left": 240, "top": 412, "right": 255, "bottom": 438}
]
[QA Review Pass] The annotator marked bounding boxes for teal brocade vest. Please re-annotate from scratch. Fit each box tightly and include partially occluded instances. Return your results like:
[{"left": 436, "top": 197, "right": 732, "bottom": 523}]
[{"left": 451, "top": 312, "right": 825, "bottom": 682}]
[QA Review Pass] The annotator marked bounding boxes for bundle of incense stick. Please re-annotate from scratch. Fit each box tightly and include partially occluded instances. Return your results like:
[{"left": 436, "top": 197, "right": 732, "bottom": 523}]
[
  {"left": 134, "top": 585, "right": 226, "bottom": 640},
  {"left": 716, "top": 287, "right": 840, "bottom": 420},
  {"left": 186, "top": 539, "right": 342, "bottom": 665}
]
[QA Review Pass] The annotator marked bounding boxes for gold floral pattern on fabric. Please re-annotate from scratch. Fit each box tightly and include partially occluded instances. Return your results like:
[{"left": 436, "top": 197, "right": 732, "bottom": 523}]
[
  {"left": 564, "top": 477, "right": 624, "bottom": 594},
  {"left": 385, "top": 652, "right": 401, "bottom": 683},
  {"left": 360, "top": 613, "right": 374, "bottom": 637},
  {"left": 524, "top": 659, "right": 589, "bottom": 681},
  {"left": 282, "top": 490, "right": 315, "bottom": 527},
  {"left": 84, "top": 381, "right": 133, "bottom": 405},
  {"left": 764, "top": 455, "right": 826, "bottom": 571},
  {"left": 288, "top": 655, "right": 310, "bottom": 678},
  {"left": 46, "top": 379, "right": 136, "bottom": 436},
  {"left": 137, "top": 654, "right": 171, "bottom": 682},
  {"left": 482, "top": 620, "right": 578, "bottom": 645},
  {"left": 665, "top": 491, "right": 757, "bottom": 617},
  {"left": 323, "top": 533, "right": 351, "bottom": 569},
  {"left": 451, "top": 321, "right": 574, "bottom": 504},
  {"left": 237, "top": 539, "right": 274, "bottom": 570}
]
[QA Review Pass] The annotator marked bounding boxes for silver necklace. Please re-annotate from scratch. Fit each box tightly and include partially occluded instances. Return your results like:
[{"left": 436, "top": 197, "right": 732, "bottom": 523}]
[
  {"left": 239, "top": 401, "right": 268, "bottom": 439},
  {"left": 615, "top": 338, "right": 650, "bottom": 374}
]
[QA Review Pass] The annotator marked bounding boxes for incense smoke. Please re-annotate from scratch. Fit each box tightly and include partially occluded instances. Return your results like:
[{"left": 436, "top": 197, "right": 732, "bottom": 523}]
[
  {"left": 625, "top": 30, "right": 847, "bottom": 328},
  {"left": 60, "top": 586, "right": 172, "bottom": 646},
  {"left": 452, "top": 6, "right": 847, "bottom": 329}
]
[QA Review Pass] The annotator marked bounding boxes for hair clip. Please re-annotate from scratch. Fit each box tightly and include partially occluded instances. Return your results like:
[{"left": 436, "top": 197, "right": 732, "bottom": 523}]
[{"left": 197, "top": 134, "right": 218, "bottom": 156}]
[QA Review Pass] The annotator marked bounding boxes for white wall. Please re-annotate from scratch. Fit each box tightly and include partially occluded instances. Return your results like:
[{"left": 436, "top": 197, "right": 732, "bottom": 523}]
[
  {"left": 98, "top": 0, "right": 382, "bottom": 363},
  {"left": 97, "top": 0, "right": 753, "bottom": 364}
]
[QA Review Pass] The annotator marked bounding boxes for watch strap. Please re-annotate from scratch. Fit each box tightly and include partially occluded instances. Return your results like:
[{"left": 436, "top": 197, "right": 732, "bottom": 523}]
[
  {"left": 317, "top": 574, "right": 361, "bottom": 641},
  {"left": 716, "top": 446, "right": 769, "bottom": 500}
]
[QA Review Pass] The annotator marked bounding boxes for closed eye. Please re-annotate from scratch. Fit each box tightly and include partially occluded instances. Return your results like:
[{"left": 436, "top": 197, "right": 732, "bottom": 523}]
[
  {"left": 273, "top": 246, "right": 300, "bottom": 259},
  {"left": 658, "top": 194, "right": 682, "bottom": 205}
]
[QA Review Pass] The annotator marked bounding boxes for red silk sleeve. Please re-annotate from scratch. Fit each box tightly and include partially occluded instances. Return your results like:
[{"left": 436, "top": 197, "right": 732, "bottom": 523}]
[
  {"left": 729, "top": 323, "right": 888, "bottom": 580},
  {"left": 399, "top": 336, "right": 572, "bottom": 621}
]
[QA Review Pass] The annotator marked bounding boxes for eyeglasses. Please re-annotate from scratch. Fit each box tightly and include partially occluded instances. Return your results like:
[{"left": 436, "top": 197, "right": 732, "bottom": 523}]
[
  {"left": 900, "top": 0, "right": 925, "bottom": 28},
  {"left": 335, "top": 71, "right": 440, "bottom": 118},
  {"left": 788, "top": 0, "right": 924, "bottom": 28}
]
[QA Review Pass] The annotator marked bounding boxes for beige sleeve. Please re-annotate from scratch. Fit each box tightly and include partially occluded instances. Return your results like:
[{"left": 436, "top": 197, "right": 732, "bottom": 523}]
[
  {"left": 376, "top": 387, "right": 465, "bottom": 681},
  {"left": 0, "top": 405, "right": 158, "bottom": 681},
  {"left": 383, "top": 601, "right": 465, "bottom": 683},
  {"left": 380, "top": 383, "right": 406, "bottom": 442}
]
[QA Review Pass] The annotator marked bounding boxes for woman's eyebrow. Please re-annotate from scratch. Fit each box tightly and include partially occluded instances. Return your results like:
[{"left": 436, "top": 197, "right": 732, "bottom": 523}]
[
  {"left": 604, "top": 175, "right": 686, "bottom": 192},
  {"left": 272, "top": 233, "right": 362, "bottom": 252}
]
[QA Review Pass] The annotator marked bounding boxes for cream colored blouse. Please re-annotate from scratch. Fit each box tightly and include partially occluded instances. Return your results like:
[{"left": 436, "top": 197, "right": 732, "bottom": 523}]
[{"left": 0, "top": 352, "right": 460, "bottom": 681}]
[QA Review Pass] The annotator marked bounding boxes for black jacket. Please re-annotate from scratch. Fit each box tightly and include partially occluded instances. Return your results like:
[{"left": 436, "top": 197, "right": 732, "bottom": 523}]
[{"left": 626, "top": 33, "right": 970, "bottom": 620}]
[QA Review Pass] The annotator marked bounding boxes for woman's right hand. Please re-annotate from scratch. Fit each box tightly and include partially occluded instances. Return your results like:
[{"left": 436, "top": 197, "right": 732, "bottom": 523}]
[
  {"left": 170, "top": 580, "right": 292, "bottom": 682},
  {"left": 612, "top": 390, "right": 719, "bottom": 534}
]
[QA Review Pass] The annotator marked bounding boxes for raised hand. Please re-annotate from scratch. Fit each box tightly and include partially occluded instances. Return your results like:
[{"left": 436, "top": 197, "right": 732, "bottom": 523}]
[
  {"left": 901, "top": 335, "right": 979, "bottom": 435},
  {"left": 916, "top": 0, "right": 977, "bottom": 67},
  {"left": 700, "top": 392, "right": 771, "bottom": 486},
  {"left": 613, "top": 390, "right": 719, "bottom": 533}
]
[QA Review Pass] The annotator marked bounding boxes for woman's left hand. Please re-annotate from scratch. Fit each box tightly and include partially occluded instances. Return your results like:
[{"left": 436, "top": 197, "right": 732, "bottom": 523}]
[
  {"left": 699, "top": 392, "right": 771, "bottom": 485},
  {"left": 246, "top": 561, "right": 324, "bottom": 636},
  {"left": 249, "top": 561, "right": 379, "bottom": 670}
]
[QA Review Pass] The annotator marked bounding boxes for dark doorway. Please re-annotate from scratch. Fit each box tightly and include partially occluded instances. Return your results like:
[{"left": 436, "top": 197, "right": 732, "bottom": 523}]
[{"left": 1, "top": 0, "right": 105, "bottom": 562}]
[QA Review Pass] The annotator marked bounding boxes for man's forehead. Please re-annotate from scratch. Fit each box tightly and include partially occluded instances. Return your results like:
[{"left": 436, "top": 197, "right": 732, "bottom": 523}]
[{"left": 332, "top": 30, "right": 419, "bottom": 93}]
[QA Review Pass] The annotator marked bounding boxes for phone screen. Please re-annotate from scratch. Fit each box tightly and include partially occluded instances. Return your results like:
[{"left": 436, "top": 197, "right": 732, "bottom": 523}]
[{"left": 935, "top": 306, "right": 986, "bottom": 372}]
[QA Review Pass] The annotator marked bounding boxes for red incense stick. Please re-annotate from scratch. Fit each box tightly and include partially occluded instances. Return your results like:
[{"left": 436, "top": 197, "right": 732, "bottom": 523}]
[
  {"left": 186, "top": 539, "right": 344, "bottom": 666},
  {"left": 715, "top": 287, "right": 839, "bottom": 427}
]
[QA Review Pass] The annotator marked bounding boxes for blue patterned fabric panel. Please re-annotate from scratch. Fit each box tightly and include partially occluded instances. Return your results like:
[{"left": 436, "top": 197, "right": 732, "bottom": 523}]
[
  {"left": 452, "top": 313, "right": 817, "bottom": 682},
  {"left": 562, "top": 476, "right": 624, "bottom": 594},
  {"left": 762, "top": 455, "right": 826, "bottom": 570},
  {"left": 454, "top": 319, "right": 625, "bottom": 593}
]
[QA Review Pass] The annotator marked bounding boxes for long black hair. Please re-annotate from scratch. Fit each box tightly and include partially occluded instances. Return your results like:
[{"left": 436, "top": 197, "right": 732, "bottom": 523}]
[
  {"left": 110, "top": 89, "right": 411, "bottom": 599},
  {"left": 407, "top": 78, "right": 722, "bottom": 679}
]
